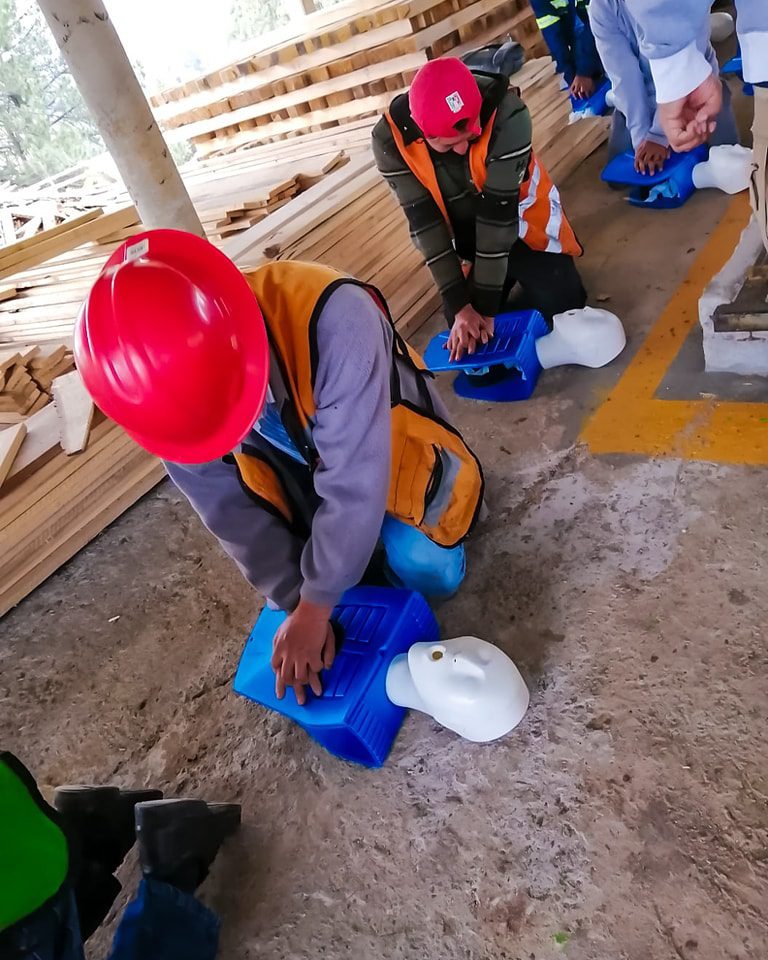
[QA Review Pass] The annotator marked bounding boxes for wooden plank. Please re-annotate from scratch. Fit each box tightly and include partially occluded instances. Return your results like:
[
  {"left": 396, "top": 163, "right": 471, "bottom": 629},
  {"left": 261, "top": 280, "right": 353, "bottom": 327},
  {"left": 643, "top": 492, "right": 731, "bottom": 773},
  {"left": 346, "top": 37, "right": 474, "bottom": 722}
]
[
  {"left": 0, "top": 207, "right": 139, "bottom": 282},
  {"left": 165, "top": 52, "right": 426, "bottom": 143},
  {"left": 224, "top": 153, "right": 376, "bottom": 264},
  {"left": 194, "top": 91, "right": 403, "bottom": 156},
  {"left": 0, "top": 423, "right": 27, "bottom": 489},
  {"left": 5, "top": 403, "right": 60, "bottom": 480},
  {"left": 52, "top": 370, "right": 95, "bottom": 454},
  {"left": 0, "top": 210, "right": 102, "bottom": 263},
  {"left": 155, "top": 18, "right": 414, "bottom": 127}
]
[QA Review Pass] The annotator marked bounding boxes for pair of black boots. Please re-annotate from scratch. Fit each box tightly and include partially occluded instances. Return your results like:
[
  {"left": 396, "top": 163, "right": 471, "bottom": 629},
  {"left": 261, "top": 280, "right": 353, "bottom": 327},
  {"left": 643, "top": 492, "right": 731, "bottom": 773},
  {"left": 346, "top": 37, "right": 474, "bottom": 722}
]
[{"left": 53, "top": 786, "right": 240, "bottom": 940}]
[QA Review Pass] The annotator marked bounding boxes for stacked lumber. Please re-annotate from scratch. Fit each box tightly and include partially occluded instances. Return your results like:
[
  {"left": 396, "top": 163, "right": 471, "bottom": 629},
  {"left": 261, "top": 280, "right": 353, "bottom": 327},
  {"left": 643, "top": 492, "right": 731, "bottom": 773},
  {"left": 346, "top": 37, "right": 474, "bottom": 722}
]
[
  {"left": 0, "top": 345, "right": 75, "bottom": 422},
  {"left": 0, "top": 412, "right": 163, "bottom": 618},
  {"left": 198, "top": 151, "right": 350, "bottom": 238},
  {"left": 150, "top": 0, "right": 547, "bottom": 156}
]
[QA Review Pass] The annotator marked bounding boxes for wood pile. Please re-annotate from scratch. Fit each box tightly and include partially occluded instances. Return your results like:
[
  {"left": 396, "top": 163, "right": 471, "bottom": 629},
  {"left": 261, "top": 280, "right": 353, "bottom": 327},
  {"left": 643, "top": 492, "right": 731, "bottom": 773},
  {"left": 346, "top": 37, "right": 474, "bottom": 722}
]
[
  {"left": 150, "top": 0, "right": 547, "bottom": 157},
  {"left": 0, "top": 345, "right": 75, "bottom": 423},
  {"left": 0, "top": 410, "right": 163, "bottom": 618}
]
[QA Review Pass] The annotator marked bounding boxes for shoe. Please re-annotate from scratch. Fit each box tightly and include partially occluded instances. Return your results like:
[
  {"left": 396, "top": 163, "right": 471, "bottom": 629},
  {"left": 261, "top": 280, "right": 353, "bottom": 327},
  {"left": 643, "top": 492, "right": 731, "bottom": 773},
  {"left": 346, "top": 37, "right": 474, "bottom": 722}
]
[
  {"left": 135, "top": 798, "right": 241, "bottom": 894},
  {"left": 54, "top": 785, "right": 163, "bottom": 873},
  {"left": 53, "top": 785, "right": 163, "bottom": 939}
]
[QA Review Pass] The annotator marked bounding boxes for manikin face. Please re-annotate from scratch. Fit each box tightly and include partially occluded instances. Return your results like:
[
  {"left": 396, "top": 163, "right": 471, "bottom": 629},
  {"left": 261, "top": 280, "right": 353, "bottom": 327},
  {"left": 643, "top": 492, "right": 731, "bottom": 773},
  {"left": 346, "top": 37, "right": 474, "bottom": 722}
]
[
  {"left": 402, "top": 637, "right": 530, "bottom": 742},
  {"left": 536, "top": 307, "right": 626, "bottom": 370}
]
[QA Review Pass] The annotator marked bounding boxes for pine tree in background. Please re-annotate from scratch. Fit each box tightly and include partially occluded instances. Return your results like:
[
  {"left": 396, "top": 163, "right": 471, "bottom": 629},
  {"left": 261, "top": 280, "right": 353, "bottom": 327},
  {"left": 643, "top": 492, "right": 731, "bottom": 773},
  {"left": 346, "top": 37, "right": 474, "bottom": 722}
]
[
  {"left": 229, "top": 0, "right": 289, "bottom": 43},
  {"left": 0, "top": 0, "right": 103, "bottom": 186}
]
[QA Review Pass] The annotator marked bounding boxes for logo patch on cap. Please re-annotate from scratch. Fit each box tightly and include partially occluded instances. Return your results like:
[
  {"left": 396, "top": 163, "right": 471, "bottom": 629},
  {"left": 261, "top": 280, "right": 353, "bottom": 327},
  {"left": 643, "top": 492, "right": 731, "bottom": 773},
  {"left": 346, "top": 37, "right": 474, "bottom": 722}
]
[{"left": 445, "top": 91, "right": 464, "bottom": 114}]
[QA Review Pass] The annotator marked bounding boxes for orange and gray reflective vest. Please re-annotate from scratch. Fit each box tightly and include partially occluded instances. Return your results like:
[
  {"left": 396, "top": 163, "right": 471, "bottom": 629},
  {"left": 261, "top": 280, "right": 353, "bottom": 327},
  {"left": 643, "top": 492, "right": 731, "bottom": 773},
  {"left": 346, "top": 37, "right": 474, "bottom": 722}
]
[
  {"left": 234, "top": 261, "right": 484, "bottom": 549},
  {"left": 384, "top": 109, "right": 582, "bottom": 257}
]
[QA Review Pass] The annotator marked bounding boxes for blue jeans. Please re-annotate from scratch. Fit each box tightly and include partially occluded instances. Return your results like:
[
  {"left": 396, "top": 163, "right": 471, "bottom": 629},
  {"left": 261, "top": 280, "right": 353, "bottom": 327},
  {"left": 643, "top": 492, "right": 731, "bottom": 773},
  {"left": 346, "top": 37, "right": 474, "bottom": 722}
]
[
  {"left": 4, "top": 879, "right": 219, "bottom": 960},
  {"left": 380, "top": 515, "right": 466, "bottom": 598}
]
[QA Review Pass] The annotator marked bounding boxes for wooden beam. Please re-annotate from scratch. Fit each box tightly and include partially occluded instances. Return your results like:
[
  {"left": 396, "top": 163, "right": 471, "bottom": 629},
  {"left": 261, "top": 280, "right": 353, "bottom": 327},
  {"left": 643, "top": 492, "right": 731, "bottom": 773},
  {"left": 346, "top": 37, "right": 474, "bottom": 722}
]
[
  {"left": 0, "top": 422, "right": 27, "bottom": 489},
  {"left": 0, "top": 206, "right": 139, "bottom": 282},
  {"left": 52, "top": 369, "right": 95, "bottom": 453}
]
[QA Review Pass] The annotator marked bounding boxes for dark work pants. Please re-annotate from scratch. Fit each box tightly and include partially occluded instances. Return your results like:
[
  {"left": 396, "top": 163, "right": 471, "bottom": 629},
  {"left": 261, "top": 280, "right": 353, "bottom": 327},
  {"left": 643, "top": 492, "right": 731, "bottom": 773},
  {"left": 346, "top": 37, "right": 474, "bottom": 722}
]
[
  {"left": 445, "top": 242, "right": 587, "bottom": 326},
  {"left": 501, "top": 241, "right": 587, "bottom": 323}
]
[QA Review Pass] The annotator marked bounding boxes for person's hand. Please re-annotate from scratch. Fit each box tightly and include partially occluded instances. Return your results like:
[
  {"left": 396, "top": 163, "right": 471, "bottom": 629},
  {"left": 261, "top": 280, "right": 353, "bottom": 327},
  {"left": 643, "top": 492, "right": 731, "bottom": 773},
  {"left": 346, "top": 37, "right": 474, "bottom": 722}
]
[
  {"left": 570, "top": 75, "right": 595, "bottom": 100},
  {"left": 634, "top": 139, "right": 669, "bottom": 175},
  {"left": 657, "top": 71, "right": 722, "bottom": 152},
  {"left": 271, "top": 599, "right": 335, "bottom": 705},
  {"left": 447, "top": 305, "right": 494, "bottom": 362}
]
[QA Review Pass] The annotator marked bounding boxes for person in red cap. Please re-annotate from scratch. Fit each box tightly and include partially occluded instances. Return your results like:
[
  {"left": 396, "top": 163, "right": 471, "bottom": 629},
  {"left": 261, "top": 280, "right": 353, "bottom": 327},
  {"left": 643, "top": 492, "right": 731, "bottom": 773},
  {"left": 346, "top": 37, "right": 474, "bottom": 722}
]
[
  {"left": 372, "top": 53, "right": 587, "bottom": 363},
  {"left": 75, "top": 232, "right": 484, "bottom": 704}
]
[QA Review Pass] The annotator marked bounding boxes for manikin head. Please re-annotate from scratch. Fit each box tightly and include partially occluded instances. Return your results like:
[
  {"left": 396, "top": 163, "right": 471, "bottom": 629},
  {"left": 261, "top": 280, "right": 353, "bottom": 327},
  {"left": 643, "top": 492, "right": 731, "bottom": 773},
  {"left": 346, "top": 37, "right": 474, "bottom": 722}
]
[
  {"left": 386, "top": 636, "right": 529, "bottom": 742},
  {"left": 692, "top": 144, "right": 753, "bottom": 196},
  {"left": 535, "top": 307, "right": 626, "bottom": 370},
  {"left": 409, "top": 58, "right": 483, "bottom": 157}
]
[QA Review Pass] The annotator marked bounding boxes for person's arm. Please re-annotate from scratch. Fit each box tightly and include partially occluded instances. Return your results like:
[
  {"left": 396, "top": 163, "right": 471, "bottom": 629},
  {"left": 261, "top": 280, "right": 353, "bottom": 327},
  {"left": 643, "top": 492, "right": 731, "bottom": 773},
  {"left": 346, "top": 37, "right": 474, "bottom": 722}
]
[
  {"left": 588, "top": 0, "right": 656, "bottom": 149},
  {"left": 299, "top": 284, "right": 393, "bottom": 608},
  {"left": 164, "top": 457, "right": 305, "bottom": 612},
  {"left": 471, "top": 95, "right": 532, "bottom": 318},
  {"left": 735, "top": 0, "right": 768, "bottom": 85},
  {"left": 573, "top": 5, "right": 603, "bottom": 80},
  {"left": 621, "top": 0, "right": 712, "bottom": 103},
  {"left": 270, "top": 284, "right": 395, "bottom": 704},
  {"left": 371, "top": 119, "right": 469, "bottom": 317},
  {"left": 530, "top": 0, "right": 577, "bottom": 83}
]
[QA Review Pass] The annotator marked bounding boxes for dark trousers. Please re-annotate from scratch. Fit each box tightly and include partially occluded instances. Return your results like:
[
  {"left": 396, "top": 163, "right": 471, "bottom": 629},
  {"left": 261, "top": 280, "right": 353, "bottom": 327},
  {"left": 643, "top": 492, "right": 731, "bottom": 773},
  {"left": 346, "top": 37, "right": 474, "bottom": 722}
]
[
  {"left": 2, "top": 879, "right": 219, "bottom": 960},
  {"left": 502, "top": 241, "right": 587, "bottom": 322},
  {"left": 445, "top": 242, "right": 587, "bottom": 326}
]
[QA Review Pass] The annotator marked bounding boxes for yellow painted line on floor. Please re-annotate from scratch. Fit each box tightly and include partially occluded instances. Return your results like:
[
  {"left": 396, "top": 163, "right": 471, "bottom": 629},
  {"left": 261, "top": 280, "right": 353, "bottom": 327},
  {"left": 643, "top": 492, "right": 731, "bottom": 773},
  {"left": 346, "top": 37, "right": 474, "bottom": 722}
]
[{"left": 580, "top": 192, "right": 768, "bottom": 465}]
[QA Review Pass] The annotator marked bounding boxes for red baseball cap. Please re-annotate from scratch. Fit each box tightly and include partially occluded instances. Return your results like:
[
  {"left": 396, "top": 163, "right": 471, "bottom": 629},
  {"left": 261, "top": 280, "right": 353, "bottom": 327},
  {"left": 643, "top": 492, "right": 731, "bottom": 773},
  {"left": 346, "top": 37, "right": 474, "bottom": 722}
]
[{"left": 409, "top": 57, "right": 482, "bottom": 139}]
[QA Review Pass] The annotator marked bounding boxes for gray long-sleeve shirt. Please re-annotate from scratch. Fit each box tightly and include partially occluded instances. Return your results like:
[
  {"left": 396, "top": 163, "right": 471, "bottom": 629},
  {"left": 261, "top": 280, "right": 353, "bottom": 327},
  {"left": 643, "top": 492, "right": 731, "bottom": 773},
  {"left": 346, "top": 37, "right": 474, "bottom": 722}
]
[
  {"left": 165, "top": 283, "right": 446, "bottom": 613},
  {"left": 621, "top": 0, "right": 767, "bottom": 95}
]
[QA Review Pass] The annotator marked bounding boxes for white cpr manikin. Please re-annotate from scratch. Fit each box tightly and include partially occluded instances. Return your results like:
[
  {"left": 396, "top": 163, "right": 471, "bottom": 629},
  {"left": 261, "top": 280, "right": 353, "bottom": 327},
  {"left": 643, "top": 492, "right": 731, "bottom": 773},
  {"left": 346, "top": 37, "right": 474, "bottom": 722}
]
[
  {"left": 535, "top": 307, "right": 626, "bottom": 369},
  {"left": 386, "top": 636, "right": 529, "bottom": 742},
  {"left": 692, "top": 144, "right": 753, "bottom": 195},
  {"left": 709, "top": 11, "right": 735, "bottom": 43}
]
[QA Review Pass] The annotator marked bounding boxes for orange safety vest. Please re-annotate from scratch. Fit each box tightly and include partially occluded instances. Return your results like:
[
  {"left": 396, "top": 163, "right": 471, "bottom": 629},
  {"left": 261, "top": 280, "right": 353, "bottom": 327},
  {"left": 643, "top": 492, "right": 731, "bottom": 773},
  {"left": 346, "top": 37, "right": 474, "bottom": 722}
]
[
  {"left": 385, "top": 109, "right": 582, "bottom": 257},
  {"left": 234, "top": 261, "right": 484, "bottom": 549}
]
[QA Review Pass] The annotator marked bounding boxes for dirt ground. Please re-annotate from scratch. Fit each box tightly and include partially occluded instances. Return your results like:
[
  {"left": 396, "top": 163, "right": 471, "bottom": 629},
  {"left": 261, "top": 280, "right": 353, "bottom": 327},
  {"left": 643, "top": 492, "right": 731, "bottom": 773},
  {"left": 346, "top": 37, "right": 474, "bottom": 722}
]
[{"left": 2, "top": 136, "right": 768, "bottom": 958}]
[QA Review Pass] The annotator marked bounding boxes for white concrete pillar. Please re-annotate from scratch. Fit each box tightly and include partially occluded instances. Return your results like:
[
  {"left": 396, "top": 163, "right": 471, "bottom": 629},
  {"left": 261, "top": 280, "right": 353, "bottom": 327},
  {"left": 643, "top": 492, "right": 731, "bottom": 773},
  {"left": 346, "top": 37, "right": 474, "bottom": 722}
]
[{"left": 36, "top": 0, "right": 204, "bottom": 236}]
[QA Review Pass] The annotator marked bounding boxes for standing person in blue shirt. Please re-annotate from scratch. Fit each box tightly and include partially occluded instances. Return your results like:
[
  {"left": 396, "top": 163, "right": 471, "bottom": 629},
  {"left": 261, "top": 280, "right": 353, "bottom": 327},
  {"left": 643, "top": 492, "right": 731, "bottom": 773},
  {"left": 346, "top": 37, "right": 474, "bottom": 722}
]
[
  {"left": 588, "top": 0, "right": 739, "bottom": 175},
  {"left": 619, "top": 0, "right": 767, "bottom": 247},
  {"left": 530, "top": 0, "right": 603, "bottom": 100}
]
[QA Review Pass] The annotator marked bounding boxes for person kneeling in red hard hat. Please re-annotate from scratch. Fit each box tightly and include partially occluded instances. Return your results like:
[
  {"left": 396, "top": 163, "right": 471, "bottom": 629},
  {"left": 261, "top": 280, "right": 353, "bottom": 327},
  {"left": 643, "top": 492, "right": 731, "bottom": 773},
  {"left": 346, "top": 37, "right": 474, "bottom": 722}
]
[{"left": 75, "top": 231, "right": 484, "bottom": 705}]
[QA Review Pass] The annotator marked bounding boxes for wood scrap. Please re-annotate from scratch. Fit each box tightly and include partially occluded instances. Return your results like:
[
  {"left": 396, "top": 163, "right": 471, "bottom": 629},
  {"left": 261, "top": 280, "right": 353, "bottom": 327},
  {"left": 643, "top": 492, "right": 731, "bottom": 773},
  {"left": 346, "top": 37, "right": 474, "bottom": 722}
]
[
  {"left": 0, "top": 422, "right": 27, "bottom": 489},
  {"left": 52, "top": 369, "right": 95, "bottom": 454}
]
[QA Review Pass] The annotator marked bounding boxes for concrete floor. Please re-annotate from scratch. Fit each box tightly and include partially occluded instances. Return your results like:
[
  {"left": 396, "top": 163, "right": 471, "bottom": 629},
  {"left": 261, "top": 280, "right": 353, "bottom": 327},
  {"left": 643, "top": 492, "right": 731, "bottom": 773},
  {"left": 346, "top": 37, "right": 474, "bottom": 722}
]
[{"left": 2, "top": 146, "right": 768, "bottom": 960}]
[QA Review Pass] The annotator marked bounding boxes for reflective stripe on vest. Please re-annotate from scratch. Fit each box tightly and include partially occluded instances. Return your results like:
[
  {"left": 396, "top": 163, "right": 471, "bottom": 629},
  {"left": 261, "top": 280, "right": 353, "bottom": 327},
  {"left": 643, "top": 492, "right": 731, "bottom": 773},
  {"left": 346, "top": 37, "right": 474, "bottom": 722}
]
[
  {"left": 384, "top": 109, "right": 582, "bottom": 257},
  {"left": 536, "top": 14, "right": 560, "bottom": 28},
  {"left": 241, "top": 261, "right": 483, "bottom": 547}
]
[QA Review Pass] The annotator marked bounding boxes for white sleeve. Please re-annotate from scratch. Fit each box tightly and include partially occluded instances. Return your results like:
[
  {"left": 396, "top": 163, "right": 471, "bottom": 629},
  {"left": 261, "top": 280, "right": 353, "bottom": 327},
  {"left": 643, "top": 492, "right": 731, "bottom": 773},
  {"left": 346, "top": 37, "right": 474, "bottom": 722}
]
[
  {"left": 648, "top": 41, "right": 713, "bottom": 104},
  {"left": 736, "top": 0, "right": 768, "bottom": 84}
]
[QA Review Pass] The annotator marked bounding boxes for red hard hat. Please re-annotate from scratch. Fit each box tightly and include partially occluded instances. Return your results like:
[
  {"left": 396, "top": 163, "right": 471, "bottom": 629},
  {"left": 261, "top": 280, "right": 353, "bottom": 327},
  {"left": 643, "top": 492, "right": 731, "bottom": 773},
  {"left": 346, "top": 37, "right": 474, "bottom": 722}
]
[{"left": 75, "top": 229, "right": 269, "bottom": 464}]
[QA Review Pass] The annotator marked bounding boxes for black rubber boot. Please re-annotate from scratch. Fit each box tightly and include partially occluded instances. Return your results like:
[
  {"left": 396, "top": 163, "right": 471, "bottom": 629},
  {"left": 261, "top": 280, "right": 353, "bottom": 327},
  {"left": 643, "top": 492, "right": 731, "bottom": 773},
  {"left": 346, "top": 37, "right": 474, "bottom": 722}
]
[
  {"left": 135, "top": 798, "right": 241, "bottom": 894},
  {"left": 53, "top": 785, "right": 163, "bottom": 940},
  {"left": 54, "top": 785, "right": 164, "bottom": 872}
]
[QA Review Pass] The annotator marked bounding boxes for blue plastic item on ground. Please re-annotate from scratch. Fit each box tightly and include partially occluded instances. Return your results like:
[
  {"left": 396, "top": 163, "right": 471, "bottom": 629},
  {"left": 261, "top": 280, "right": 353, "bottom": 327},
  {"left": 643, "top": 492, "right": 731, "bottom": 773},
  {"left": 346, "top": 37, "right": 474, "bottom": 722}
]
[
  {"left": 233, "top": 587, "right": 439, "bottom": 767},
  {"left": 601, "top": 144, "right": 708, "bottom": 208},
  {"left": 570, "top": 77, "right": 611, "bottom": 116},
  {"left": 423, "top": 309, "right": 548, "bottom": 402},
  {"left": 722, "top": 51, "right": 754, "bottom": 96}
]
